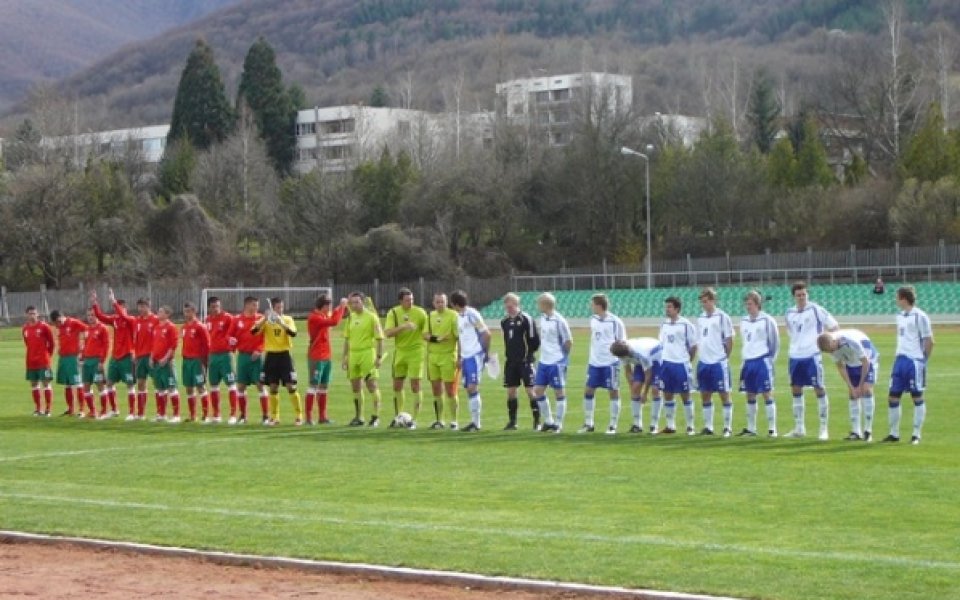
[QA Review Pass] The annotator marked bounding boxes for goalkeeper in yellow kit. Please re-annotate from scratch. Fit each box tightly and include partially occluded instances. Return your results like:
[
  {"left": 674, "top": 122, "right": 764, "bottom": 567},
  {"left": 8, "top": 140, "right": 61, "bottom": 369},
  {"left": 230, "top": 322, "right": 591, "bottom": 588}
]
[
  {"left": 251, "top": 297, "right": 303, "bottom": 425},
  {"left": 342, "top": 292, "right": 385, "bottom": 427}
]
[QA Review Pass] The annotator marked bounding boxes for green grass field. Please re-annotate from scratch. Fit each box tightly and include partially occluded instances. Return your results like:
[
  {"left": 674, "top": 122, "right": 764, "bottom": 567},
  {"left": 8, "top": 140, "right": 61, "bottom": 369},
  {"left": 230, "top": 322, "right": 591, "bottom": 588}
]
[{"left": 1, "top": 322, "right": 958, "bottom": 600}]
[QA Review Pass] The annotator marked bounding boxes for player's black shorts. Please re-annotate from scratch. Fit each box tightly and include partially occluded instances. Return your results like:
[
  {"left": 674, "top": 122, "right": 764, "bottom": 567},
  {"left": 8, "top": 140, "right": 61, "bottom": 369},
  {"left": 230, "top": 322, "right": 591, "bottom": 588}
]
[
  {"left": 261, "top": 352, "right": 297, "bottom": 386},
  {"left": 503, "top": 360, "right": 535, "bottom": 388}
]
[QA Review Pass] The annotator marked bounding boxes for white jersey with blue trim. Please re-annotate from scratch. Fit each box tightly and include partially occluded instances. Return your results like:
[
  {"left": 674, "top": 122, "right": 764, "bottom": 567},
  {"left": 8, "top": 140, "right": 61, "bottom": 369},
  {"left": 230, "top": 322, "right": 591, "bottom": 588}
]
[
  {"left": 588, "top": 312, "right": 627, "bottom": 367},
  {"left": 829, "top": 329, "right": 878, "bottom": 368},
  {"left": 896, "top": 307, "right": 933, "bottom": 360},
  {"left": 538, "top": 312, "right": 573, "bottom": 365},
  {"left": 697, "top": 309, "right": 734, "bottom": 364},
  {"left": 740, "top": 311, "right": 780, "bottom": 361},
  {"left": 457, "top": 307, "right": 488, "bottom": 358},
  {"left": 622, "top": 337, "right": 662, "bottom": 370},
  {"left": 659, "top": 316, "right": 698, "bottom": 364},
  {"left": 785, "top": 301, "right": 837, "bottom": 359}
]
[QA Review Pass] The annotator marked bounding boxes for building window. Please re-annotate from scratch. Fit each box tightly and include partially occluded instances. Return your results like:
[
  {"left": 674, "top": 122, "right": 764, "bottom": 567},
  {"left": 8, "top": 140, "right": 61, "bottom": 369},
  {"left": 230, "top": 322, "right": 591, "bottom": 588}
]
[
  {"left": 323, "top": 145, "right": 354, "bottom": 160},
  {"left": 551, "top": 131, "right": 568, "bottom": 146},
  {"left": 538, "top": 111, "right": 550, "bottom": 125},
  {"left": 534, "top": 90, "right": 550, "bottom": 104},
  {"left": 321, "top": 119, "right": 356, "bottom": 135},
  {"left": 511, "top": 103, "right": 525, "bottom": 115},
  {"left": 297, "top": 122, "right": 317, "bottom": 136},
  {"left": 551, "top": 88, "right": 570, "bottom": 102},
  {"left": 552, "top": 110, "right": 570, "bottom": 124},
  {"left": 398, "top": 120, "right": 411, "bottom": 136}
]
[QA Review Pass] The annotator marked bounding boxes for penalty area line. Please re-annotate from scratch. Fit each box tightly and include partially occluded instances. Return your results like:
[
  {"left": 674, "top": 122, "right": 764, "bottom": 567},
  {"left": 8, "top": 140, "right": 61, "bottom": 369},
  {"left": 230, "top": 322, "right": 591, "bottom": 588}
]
[{"left": 0, "top": 529, "right": 739, "bottom": 600}]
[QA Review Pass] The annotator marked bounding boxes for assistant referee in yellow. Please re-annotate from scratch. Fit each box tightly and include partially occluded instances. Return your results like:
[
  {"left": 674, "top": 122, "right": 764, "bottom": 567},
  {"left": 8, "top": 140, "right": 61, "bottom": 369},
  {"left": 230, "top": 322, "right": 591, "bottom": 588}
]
[{"left": 342, "top": 292, "right": 385, "bottom": 427}]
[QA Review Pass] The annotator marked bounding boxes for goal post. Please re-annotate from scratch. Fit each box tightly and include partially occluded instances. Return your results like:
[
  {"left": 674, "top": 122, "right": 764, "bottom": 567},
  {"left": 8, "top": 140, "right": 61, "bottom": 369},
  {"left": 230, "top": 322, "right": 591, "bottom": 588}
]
[{"left": 200, "top": 287, "right": 333, "bottom": 321}]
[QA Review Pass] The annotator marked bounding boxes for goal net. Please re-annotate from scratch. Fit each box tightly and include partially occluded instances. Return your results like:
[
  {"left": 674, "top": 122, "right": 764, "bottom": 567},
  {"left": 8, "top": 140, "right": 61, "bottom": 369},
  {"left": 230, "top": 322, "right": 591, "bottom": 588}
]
[{"left": 200, "top": 287, "right": 333, "bottom": 321}]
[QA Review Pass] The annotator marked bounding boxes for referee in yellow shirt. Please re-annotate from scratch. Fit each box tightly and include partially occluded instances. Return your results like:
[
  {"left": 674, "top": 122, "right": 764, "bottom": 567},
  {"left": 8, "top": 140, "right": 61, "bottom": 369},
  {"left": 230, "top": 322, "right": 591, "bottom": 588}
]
[
  {"left": 342, "top": 292, "right": 385, "bottom": 427},
  {"left": 252, "top": 297, "right": 303, "bottom": 425}
]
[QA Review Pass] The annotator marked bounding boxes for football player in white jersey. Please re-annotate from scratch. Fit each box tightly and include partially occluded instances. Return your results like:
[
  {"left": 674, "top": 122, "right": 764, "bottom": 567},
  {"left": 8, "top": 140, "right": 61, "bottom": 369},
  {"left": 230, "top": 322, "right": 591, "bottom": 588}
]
[
  {"left": 738, "top": 291, "right": 780, "bottom": 437},
  {"left": 450, "top": 290, "right": 490, "bottom": 432},
  {"left": 533, "top": 293, "right": 573, "bottom": 433},
  {"left": 784, "top": 281, "right": 839, "bottom": 440},
  {"left": 610, "top": 337, "right": 662, "bottom": 434},
  {"left": 580, "top": 293, "right": 627, "bottom": 435},
  {"left": 697, "top": 288, "right": 735, "bottom": 436},
  {"left": 884, "top": 286, "right": 934, "bottom": 445},
  {"left": 658, "top": 296, "right": 699, "bottom": 435},
  {"left": 817, "top": 329, "right": 879, "bottom": 442}
]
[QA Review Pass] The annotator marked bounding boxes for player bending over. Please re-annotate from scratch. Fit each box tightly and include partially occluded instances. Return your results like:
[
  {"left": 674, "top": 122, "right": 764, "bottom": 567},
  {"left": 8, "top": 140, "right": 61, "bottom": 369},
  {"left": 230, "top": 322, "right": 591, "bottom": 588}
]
[
  {"left": 451, "top": 290, "right": 490, "bottom": 432},
  {"left": 500, "top": 293, "right": 540, "bottom": 430},
  {"left": 306, "top": 294, "right": 348, "bottom": 425},
  {"left": 738, "top": 291, "right": 780, "bottom": 437},
  {"left": 383, "top": 288, "right": 427, "bottom": 427},
  {"left": 884, "top": 286, "right": 934, "bottom": 445},
  {"left": 610, "top": 337, "right": 661, "bottom": 434},
  {"left": 817, "top": 329, "right": 879, "bottom": 442},
  {"left": 22, "top": 306, "right": 54, "bottom": 416},
  {"left": 658, "top": 296, "right": 699, "bottom": 435},
  {"left": 254, "top": 298, "right": 303, "bottom": 425},
  {"left": 697, "top": 288, "right": 735, "bottom": 436},
  {"left": 343, "top": 292, "right": 385, "bottom": 427},
  {"left": 533, "top": 293, "right": 572, "bottom": 433},
  {"left": 150, "top": 306, "right": 181, "bottom": 423},
  {"left": 50, "top": 310, "right": 85, "bottom": 417},
  {"left": 91, "top": 289, "right": 139, "bottom": 419},
  {"left": 581, "top": 293, "right": 627, "bottom": 435}
]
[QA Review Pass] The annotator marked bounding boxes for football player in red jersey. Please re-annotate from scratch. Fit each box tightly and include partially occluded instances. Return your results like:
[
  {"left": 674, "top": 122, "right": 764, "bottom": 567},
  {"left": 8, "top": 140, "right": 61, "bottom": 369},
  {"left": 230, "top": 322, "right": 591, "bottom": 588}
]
[
  {"left": 50, "top": 309, "right": 86, "bottom": 416},
  {"left": 91, "top": 289, "right": 139, "bottom": 419},
  {"left": 22, "top": 306, "right": 55, "bottom": 416}
]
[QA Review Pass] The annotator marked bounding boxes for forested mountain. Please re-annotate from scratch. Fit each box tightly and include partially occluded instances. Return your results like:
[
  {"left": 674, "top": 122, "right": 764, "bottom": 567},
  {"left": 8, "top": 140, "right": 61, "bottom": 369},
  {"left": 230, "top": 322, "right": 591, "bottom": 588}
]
[
  {"left": 4, "top": 0, "right": 960, "bottom": 131},
  {"left": 0, "top": 0, "right": 236, "bottom": 112}
]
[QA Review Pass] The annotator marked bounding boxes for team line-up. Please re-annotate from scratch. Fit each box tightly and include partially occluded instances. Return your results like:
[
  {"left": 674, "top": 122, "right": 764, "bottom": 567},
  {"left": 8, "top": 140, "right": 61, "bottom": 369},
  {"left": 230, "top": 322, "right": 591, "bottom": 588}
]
[{"left": 19, "top": 282, "right": 932, "bottom": 444}]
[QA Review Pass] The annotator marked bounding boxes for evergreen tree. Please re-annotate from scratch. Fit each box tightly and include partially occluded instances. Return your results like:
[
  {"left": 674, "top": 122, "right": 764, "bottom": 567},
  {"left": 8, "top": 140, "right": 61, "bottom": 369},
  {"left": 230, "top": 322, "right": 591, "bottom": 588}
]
[
  {"left": 370, "top": 85, "right": 390, "bottom": 107},
  {"left": 168, "top": 39, "right": 235, "bottom": 151},
  {"left": 794, "top": 119, "right": 835, "bottom": 187},
  {"left": 237, "top": 37, "right": 297, "bottom": 175},
  {"left": 768, "top": 137, "right": 797, "bottom": 188},
  {"left": 5, "top": 118, "right": 43, "bottom": 170},
  {"left": 901, "top": 103, "right": 955, "bottom": 183},
  {"left": 157, "top": 138, "right": 197, "bottom": 199},
  {"left": 748, "top": 69, "right": 781, "bottom": 154}
]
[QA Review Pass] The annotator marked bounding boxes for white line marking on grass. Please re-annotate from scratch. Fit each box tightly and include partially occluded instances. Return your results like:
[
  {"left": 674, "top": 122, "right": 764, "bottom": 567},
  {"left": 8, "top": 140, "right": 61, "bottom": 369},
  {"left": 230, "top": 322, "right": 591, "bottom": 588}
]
[
  {"left": 2, "top": 492, "right": 958, "bottom": 572},
  {"left": 0, "top": 529, "right": 737, "bottom": 600}
]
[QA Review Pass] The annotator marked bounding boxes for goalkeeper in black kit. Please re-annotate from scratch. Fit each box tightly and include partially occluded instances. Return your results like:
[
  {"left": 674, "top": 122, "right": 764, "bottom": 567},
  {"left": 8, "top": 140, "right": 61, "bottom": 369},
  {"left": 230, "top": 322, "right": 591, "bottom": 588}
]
[{"left": 500, "top": 293, "right": 541, "bottom": 430}]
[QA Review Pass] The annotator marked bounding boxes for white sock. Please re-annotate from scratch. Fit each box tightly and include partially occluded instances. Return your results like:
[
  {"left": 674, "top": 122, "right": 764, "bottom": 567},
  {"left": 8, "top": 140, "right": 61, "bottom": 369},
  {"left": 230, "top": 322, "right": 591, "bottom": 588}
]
[
  {"left": 863, "top": 395, "right": 875, "bottom": 433},
  {"left": 818, "top": 394, "right": 829, "bottom": 430},
  {"left": 849, "top": 398, "right": 861, "bottom": 436},
  {"left": 765, "top": 399, "right": 777, "bottom": 432},
  {"left": 651, "top": 397, "right": 663, "bottom": 429},
  {"left": 556, "top": 397, "right": 567, "bottom": 426},
  {"left": 792, "top": 395, "right": 805, "bottom": 432},
  {"left": 913, "top": 401, "right": 926, "bottom": 438},
  {"left": 583, "top": 395, "right": 595, "bottom": 427},
  {"left": 683, "top": 400, "right": 695, "bottom": 429},
  {"left": 609, "top": 398, "right": 621, "bottom": 429},
  {"left": 747, "top": 401, "right": 758, "bottom": 432},
  {"left": 703, "top": 403, "right": 715, "bottom": 432},
  {"left": 665, "top": 401, "right": 676, "bottom": 429},
  {"left": 889, "top": 401, "right": 902, "bottom": 437},
  {"left": 631, "top": 398, "right": 643, "bottom": 428},
  {"left": 537, "top": 396, "right": 554, "bottom": 425},
  {"left": 469, "top": 393, "right": 481, "bottom": 427},
  {"left": 722, "top": 402, "right": 733, "bottom": 431}
]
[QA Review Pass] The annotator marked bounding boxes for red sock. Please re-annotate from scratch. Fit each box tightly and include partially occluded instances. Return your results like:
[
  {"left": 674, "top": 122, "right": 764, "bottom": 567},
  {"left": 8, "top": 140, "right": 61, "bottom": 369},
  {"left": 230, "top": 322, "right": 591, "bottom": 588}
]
[
  {"left": 100, "top": 393, "right": 108, "bottom": 415},
  {"left": 65, "top": 387, "right": 75, "bottom": 414},
  {"left": 259, "top": 394, "right": 269, "bottom": 419},
  {"left": 108, "top": 389, "right": 117, "bottom": 412},
  {"left": 305, "top": 391, "right": 315, "bottom": 421},
  {"left": 319, "top": 392, "right": 329, "bottom": 421},
  {"left": 85, "top": 393, "right": 95, "bottom": 416},
  {"left": 157, "top": 392, "right": 167, "bottom": 417},
  {"left": 31, "top": 387, "right": 41, "bottom": 412},
  {"left": 128, "top": 392, "right": 136, "bottom": 415},
  {"left": 228, "top": 387, "right": 238, "bottom": 417},
  {"left": 210, "top": 390, "right": 220, "bottom": 418},
  {"left": 188, "top": 395, "right": 197, "bottom": 420},
  {"left": 238, "top": 393, "right": 248, "bottom": 418},
  {"left": 170, "top": 393, "right": 181, "bottom": 417},
  {"left": 44, "top": 386, "right": 53, "bottom": 412},
  {"left": 137, "top": 391, "right": 147, "bottom": 416}
]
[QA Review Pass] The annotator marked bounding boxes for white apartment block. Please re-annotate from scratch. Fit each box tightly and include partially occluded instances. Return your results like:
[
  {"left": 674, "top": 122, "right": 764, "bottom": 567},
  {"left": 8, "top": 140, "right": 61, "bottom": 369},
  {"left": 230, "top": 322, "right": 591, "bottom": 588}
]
[{"left": 43, "top": 125, "right": 169, "bottom": 164}]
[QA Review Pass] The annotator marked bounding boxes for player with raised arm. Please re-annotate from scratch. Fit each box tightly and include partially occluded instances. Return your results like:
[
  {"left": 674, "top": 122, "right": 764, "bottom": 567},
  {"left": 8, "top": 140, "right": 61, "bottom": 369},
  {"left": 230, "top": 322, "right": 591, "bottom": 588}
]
[
  {"left": 424, "top": 293, "right": 460, "bottom": 429},
  {"left": 500, "top": 293, "right": 540, "bottom": 430},
  {"left": 533, "top": 293, "right": 572, "bottom": 433},
  {"left": 306, "top": 294, "right": 348, "bottom": 425},
  {"left": 133, "top": 298, "right": 160, "bottom": 419},
  {"left": 451, "top": 290, "right": 490, "bottom": 432},
  {"left": 181, "top": 302, "right": 211, "bottom": 423},
  {"left": 91, "top": 289, "right": 139, "bottom": 420},
  {"left": 659, "top": 296, "right": 699, "bottom": 435},
  {"left": 22, "top": 306, "right": 54, "bottom": 416},
  {"left": 383, "top": 288, "right": 428, "bottom": 427},
  {"left": 817, "top": 329, "right": 879, "bottom": 442},
  {"left": 150, "top": 306, "right": 181, "bottom": 423},
  {"left": 610, "top": 337, "right": 661, "bottom": 434},
  {"left": 738, "top": 291, "right": 780, "bottom": 437},
  {"left": 342, "top": 292, "right": 385, "bottom": 427},
  {"left": 581, "top": 293, "right": 627, "bottom": 435},
  {"left": 253, "top": 298, "right": 303, "bottom": 425},
  {"left": 697, "top": 288, "right": 735, "bottom": 436},
  {"left": 81, "top": 308, "right": 110, "bottom": 419},
  {"left": 785, "top": 281, "right": 839, "bottom": 440},
  {"left": 205, "top": 297, "right": 237, "bottom": 423},
  {"left": 230, "top": 296, "right": 266, "bottom": 424},
  {"left": 884, "top": 286, "right": 934, "bottom": 445},
  {"left": 50, "top": 310, "right": 85, "bottom": 417}
]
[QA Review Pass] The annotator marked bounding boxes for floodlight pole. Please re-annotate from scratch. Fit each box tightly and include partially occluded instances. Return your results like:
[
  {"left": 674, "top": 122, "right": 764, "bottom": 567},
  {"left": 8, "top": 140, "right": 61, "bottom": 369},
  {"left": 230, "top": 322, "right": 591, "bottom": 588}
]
[{"left": 621, "top": 145, "right": 655, "bottom": 289}]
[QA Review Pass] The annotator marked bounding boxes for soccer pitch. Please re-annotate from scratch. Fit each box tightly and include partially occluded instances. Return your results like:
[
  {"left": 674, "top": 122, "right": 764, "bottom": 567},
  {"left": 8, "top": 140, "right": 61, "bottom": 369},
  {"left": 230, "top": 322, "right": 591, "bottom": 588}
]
[{"left": 0, "top": 323, "right": 957, "bottom": 600}]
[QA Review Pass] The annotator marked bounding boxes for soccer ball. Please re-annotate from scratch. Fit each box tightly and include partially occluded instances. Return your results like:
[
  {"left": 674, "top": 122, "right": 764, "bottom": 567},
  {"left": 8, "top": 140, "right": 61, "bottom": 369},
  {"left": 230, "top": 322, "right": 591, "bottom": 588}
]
[{"left": 395, "top": 412, "right": 413, "bottom": 428}]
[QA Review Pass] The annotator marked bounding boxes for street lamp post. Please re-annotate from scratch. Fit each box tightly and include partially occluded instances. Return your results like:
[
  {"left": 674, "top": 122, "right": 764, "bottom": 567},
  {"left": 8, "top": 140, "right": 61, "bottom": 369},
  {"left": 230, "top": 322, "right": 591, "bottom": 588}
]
[{"left": 621, "top": 145, "right": 655, "bottom": 289}]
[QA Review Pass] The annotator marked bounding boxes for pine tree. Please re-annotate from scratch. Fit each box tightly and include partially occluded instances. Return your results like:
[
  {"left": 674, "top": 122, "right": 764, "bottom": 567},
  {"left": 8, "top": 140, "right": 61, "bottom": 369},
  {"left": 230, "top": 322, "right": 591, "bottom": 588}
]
[
  {"left": 168, "top": 39, "right": 235, "bottom": 151},
  {"left": 901, "top": 103, "right": 955, "bottom": 183},
  {"left": 768, "top": 137, "right": 797, "bottom": 188},
  {"left": 794, "top": 119, "right": 835, "bottom": 188},
  {"left": 237, "top": 37, "right": 297, "bottom": 174},
  {"left": 370, "top": 85, "right": 390, "bottom": 107},
  {"left": 748, "top": 69, "right": 781, "bottom": 154}
]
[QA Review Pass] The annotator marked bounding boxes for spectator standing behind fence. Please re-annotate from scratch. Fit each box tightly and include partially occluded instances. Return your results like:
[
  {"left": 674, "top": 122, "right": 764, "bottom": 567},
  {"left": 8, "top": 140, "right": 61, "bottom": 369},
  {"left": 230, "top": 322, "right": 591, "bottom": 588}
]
[{"left": 874, "top": 277, "right": 885, "bottom": 295}]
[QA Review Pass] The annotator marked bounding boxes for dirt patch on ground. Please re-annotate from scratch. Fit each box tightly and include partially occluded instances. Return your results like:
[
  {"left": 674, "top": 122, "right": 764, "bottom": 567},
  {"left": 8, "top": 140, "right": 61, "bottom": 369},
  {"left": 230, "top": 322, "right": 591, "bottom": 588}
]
[{"left": 0, "top": 541, "right": 604, "bottom": 600}]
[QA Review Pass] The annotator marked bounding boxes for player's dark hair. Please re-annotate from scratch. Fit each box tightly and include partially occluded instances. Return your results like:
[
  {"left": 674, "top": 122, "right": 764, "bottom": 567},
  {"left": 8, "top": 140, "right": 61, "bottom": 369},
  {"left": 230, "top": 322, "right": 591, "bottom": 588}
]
[
  {"left": 897, "top": 286, "right": 916, "bottom": 305},
  {"left": 316, "top": 294, "right": 331, "bottom": 309},
  {"left": 609, "top": 340, "right": 630, "bottom": 358},
  {"left": 348, "top": 291, "right": 365, "bottom": 300},
  {"left": 791, "top": 281, "right": 808, "bottom": 295},
  {"left": 25, "top": 305, "right": 36, "bottom": 312},
  {"left": 243, "top": 296, "right": 258, "bottom": 305},
  {"left": 398, "top": 287, "right": 413, "bottom": 300},
  {"left": 270, "top": 297, "right": 283, "bottom": 308},
  {"left": 184, "top": 302, "right": 196, "bottom": 311},
  {"left": 450, "top": 290, "right": 468, "bottom": 308},
  {"left": 591, "top": 293, "right": 608, "bottom": 310},
  {"left": 50, "top": 310, "right": 61, "bottom": 321},
  {"left": 207, "top": 296, "right": 220, "bottom": 306},
  {"left": 116, "top": 299, "right": 126, "bottom": 307},
  {"left": 665, "top": 296, "right": 682, "bottom": 311},
  {"left": 136, "top": 297, "right": 150, "bottom": 306}
]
